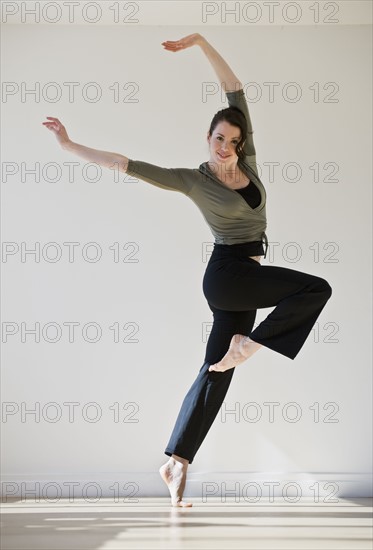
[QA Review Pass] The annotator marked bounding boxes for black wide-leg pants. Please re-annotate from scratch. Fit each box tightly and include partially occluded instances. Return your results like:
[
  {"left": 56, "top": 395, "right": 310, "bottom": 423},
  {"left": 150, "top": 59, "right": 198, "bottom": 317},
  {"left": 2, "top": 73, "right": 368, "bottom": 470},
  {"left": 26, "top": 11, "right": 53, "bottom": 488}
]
[{"left": 164, "top": 242, "right": 332, "bottom": 464}]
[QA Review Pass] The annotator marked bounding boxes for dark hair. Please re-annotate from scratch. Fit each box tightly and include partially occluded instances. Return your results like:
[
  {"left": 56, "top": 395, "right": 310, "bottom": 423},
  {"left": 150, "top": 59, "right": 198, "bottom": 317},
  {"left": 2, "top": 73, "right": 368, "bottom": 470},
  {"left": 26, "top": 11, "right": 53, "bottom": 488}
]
[{"left": 208, "top": 106, "right": 248, "bottom": 161}]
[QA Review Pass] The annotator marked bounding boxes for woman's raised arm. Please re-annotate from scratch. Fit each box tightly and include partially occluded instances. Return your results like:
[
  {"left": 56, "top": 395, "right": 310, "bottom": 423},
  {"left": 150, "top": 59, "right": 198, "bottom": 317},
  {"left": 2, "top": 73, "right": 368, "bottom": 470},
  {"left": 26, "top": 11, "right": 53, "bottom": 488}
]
[
  {"left": 42, "top": 116, "right": 129, "bottom": 173},
  {"left": 162, "top": 35, "right": 257, "bottom": 165},
  {"left": 161, "top": 33, "right": 242, "bottom": 92}
]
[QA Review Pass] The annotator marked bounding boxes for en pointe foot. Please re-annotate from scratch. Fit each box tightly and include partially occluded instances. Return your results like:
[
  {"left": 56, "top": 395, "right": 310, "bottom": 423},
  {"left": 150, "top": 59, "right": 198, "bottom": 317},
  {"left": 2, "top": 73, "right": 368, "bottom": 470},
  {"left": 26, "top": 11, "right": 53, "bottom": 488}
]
[
  {"left": 159, "top": 457, "right": 193, "bottom": 507},
  {"left": 208, "top": 334, "right": 263, "bottom": 373}
]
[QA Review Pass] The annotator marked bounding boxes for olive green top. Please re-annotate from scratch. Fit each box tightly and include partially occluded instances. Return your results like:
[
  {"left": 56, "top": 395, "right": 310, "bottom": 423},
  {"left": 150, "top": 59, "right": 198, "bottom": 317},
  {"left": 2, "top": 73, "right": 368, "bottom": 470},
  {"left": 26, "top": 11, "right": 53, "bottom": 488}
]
[{"left": 126, "top": 88, "right": 268, "bottom": 257}]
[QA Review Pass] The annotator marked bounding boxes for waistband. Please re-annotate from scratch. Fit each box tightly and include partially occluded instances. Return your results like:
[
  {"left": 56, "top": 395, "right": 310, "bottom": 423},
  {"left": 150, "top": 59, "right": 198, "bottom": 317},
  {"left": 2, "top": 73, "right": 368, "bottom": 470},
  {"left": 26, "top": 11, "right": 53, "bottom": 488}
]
[
  {"left": 262, "top": 231, "right": 268, "bottom": 259},
  {"left": 213, "top": 232, "right": 269, "bottom": 259}
]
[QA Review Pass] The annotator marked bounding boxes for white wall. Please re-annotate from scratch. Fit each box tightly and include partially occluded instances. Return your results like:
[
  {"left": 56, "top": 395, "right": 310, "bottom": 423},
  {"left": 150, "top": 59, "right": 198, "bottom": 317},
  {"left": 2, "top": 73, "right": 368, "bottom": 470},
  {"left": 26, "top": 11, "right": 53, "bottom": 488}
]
[{"left": 1, "top": 1, "right": 372, "bottom": 499}]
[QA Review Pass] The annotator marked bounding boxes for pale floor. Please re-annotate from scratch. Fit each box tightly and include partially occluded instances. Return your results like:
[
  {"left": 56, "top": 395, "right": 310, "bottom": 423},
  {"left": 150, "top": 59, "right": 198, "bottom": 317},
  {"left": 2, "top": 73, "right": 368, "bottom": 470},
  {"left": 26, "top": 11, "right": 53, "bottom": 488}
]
[{"left": 1, "top": 497, "right": 372, "bottom": 549}]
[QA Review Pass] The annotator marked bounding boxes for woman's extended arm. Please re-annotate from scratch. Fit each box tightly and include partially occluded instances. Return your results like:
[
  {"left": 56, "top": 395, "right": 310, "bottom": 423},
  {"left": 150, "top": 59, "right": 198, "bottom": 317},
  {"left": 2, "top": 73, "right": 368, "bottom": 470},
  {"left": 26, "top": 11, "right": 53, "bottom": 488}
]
[
  {"left": 162, "top": 33, "right": 242, "bottom": 92},
  {"left": 42, "top": 116, "right": 129, "bottom": 172},
  {"left": 63, "top": 141, "right": 129, "bottom": 172},
  {"left": 42, "top": 116, "right": 192, "bottom": 195}
]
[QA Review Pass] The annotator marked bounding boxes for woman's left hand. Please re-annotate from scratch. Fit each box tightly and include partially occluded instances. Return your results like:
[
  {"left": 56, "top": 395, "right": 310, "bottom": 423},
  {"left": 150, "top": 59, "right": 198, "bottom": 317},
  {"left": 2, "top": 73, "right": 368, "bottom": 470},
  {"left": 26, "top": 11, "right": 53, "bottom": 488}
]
[{"left": 161, "top": 33, "right": 205, "bottom": 52}]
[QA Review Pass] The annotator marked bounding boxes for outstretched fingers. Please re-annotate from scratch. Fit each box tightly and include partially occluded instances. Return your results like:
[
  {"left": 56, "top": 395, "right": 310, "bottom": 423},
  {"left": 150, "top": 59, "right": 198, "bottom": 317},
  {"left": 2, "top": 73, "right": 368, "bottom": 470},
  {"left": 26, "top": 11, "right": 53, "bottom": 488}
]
[
  {"left": 161, "top": 40, "right": 183, "bottom": 52},
  {"left": 42, "top": 117, "right": 62, "bottom": 131}
]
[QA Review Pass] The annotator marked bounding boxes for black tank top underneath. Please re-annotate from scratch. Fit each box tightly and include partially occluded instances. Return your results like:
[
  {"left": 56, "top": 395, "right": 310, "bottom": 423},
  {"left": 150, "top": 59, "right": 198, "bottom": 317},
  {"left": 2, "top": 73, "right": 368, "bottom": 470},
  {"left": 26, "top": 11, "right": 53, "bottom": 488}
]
[{"left": 235, "top": 180, "right": 261, "bottom": 209}]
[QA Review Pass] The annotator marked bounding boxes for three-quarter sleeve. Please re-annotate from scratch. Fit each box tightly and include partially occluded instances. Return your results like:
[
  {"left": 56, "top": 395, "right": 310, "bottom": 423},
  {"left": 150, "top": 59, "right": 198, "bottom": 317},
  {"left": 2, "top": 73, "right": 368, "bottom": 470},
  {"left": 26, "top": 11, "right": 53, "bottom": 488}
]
[
  {"left": 126, "top": 159, "right": 193, "bottom": 196},
  {"left": 226, "top": 88, "right": 258, "bottom": 176}
]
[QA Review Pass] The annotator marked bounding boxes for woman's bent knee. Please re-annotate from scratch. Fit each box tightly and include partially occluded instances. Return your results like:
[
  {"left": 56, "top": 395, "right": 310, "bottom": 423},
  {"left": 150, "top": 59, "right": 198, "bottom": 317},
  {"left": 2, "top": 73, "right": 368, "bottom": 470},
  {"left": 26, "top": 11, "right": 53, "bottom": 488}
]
[{"left": 318, "top": 277, "right": 332, "bottom": 299}]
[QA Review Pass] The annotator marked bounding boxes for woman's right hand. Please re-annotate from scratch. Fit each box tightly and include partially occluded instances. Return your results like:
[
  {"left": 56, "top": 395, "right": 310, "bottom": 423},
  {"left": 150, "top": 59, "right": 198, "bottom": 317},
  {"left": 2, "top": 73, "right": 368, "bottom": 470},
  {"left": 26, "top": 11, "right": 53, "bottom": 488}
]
[{"left": 42, "top": 117, "right": 71, "bottom": 148}]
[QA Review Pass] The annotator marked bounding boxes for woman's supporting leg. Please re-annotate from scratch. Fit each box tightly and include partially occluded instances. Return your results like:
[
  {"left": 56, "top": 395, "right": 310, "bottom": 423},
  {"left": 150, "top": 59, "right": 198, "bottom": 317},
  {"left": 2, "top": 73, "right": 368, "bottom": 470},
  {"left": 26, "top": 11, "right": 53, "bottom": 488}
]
[
  {"left": 164, "top": 308, "right": 257, "bottom": 465},
  {"left": 160, "top": 307, "right": 255, "bottom": 505}
]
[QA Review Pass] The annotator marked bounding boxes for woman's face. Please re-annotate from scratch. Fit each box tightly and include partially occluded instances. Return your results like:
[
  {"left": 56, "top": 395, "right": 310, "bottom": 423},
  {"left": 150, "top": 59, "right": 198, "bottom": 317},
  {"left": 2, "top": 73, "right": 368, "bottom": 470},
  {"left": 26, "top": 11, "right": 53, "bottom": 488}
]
[{"left": 207, "top": 120, "right": 241, "bottom": 165}]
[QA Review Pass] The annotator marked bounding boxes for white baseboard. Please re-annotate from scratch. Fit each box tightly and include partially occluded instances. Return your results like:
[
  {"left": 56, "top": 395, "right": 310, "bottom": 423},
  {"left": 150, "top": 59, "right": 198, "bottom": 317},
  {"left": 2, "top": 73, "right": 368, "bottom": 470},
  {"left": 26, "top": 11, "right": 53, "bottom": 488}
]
[{"left": 1, "top": 472, "right": 372, "bottom": 501}]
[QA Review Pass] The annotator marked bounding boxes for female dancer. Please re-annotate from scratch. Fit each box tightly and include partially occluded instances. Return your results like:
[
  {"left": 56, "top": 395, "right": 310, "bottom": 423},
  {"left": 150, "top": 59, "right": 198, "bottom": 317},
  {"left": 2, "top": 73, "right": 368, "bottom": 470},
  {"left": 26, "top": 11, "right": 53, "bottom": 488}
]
[{"left": 43, "top": 33, "right": 332, "bottom": 507}]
